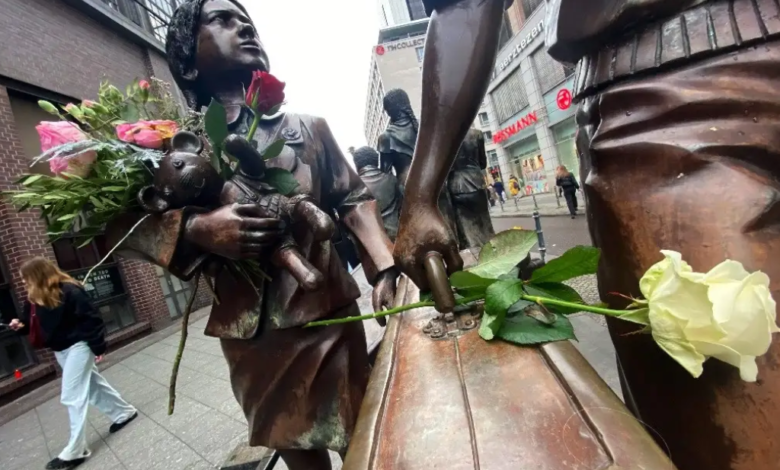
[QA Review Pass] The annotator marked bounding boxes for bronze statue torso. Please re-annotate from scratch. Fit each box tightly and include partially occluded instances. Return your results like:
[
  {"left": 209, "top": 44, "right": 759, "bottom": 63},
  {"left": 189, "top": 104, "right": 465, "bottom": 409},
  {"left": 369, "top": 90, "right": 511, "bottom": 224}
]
[{"left": 358, "top": 165, "right": 401, "bottom": 240}]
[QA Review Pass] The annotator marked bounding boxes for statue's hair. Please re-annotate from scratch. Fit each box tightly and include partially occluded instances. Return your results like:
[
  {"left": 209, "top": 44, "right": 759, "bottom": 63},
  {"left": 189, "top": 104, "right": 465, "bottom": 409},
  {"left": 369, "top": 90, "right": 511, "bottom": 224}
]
[
  {"left": 383, "top": 89, "right": 418, "bottom": 133},
  {"left": 353, "top": 146, "right": 380, "bottom": 170},
  {"left": 166, "top": 0, "right": 251, "bottom": 110}
]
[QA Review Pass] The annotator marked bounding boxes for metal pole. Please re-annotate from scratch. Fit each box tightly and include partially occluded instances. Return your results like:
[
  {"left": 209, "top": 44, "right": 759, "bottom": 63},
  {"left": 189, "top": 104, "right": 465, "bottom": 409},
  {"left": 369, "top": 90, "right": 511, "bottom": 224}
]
[{"left": 532, "top": 198, "right": 547, "bottom": 263}]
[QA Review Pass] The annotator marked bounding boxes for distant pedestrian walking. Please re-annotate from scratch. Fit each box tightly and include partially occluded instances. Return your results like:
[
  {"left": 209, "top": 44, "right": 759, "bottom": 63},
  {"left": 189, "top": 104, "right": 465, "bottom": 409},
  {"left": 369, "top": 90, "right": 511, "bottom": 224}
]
[
  {"left": 556, "top": 166, "right": 580, "bottom": 219},
  {"left": 493, "top": 179, "right": 506, "bottom": 202},
  {"left": 508, "top": 175, "right": 521, "bottom": 197},
  {"left": 8, "top": 258, "right": 137, "bottom": 470}
]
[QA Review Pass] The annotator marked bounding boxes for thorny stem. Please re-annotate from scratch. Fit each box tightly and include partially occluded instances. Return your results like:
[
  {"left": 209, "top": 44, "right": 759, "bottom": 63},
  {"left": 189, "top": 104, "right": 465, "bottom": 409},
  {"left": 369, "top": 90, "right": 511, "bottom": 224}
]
[
  {"left": 168, "top": 271, "right": 201, "bottom": 415},
  {"left": 304, "top": 294, "right": 485, "bottom": 328}
]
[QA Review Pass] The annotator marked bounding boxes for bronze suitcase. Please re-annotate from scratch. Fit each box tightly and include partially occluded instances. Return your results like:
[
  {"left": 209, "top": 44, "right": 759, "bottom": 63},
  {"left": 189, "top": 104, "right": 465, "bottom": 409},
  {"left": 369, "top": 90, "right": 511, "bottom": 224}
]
[{"left": 344, "top": 251, "right": 676, "bottom": 470}]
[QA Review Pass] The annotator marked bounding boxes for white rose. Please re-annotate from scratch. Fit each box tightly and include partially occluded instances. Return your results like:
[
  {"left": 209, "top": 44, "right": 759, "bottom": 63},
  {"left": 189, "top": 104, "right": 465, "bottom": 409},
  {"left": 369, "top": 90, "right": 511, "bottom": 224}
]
[{"left": 638, "top": 251, "right": 779, "bottom": 382}]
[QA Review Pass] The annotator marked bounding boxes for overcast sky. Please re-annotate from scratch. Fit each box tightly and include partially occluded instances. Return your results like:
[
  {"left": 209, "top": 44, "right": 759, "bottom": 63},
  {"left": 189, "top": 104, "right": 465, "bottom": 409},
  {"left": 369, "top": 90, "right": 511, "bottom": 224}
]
[{"left": 244, "top": 0, "right": 380, "bottom": 160}]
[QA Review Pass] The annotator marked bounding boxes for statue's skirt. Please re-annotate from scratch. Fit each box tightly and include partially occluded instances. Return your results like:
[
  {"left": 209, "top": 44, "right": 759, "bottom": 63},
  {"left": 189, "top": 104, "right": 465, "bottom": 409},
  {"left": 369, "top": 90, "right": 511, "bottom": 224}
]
[{"left": 220, "top": 303, "right": 369, "bottom": 453}]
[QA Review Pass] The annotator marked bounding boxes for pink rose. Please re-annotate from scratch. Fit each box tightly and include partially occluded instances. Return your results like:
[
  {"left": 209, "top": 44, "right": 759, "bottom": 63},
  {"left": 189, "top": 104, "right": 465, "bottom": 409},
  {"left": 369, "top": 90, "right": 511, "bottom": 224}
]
[
  {"left": 139, "top": 80, "right": 150, "bottom": 90},
  {"left": 64, "top": 103, "right": 77, "bottom": 112},
  {"left": 116, "top": 120, "right": 178, "bottom": 148},
  {"left": 82, "top": 100, "right": 96, "bottom": 108},
  {"left": 134, "top": 129, "right": 163, "bottom": 149},
  {"left": 49, "top": 157, "right": 69, "bottom": 175},
  {"left": 36, "top": 121, "right": 87, "bottom": 152}
]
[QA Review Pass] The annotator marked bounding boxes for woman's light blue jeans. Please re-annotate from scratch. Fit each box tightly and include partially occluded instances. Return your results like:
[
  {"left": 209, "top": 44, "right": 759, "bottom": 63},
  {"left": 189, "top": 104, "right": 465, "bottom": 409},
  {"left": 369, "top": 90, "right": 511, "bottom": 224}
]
[{"left": 55, "top": 341, "right": 136, "bottom": 461}]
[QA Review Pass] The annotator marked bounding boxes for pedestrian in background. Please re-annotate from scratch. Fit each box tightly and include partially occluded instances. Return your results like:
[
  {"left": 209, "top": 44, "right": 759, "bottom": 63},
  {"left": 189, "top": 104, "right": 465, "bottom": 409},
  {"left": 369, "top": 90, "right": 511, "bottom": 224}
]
[
  {"left": 9, "top": 257, "right": 137, "bottom": 470},
  {"left": 493, "top": 178, "right": 506, "bottom": 202},
  {"left": 556, "top": 165, "right": 580, "bottom": 219},
  {"left": 508, "top": 175, "right": 521, "bottom": 197}
]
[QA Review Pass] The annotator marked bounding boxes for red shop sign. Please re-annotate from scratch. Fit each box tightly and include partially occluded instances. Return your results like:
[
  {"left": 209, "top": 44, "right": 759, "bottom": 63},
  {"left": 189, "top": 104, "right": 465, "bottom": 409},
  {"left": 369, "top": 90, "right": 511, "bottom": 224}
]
[
  {"left": 493, "top": 111, "right": 538, "bottom": 144},
  {"left": 557, "top": 88, "right": 572, "bottom": 110}
]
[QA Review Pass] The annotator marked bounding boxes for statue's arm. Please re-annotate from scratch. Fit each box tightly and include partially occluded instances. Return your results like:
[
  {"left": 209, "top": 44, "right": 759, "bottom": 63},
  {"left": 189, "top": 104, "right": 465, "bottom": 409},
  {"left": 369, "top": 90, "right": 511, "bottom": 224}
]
[
  {"left": 105, "top": 209, "right": 207, "bottom": 281},
  {"left": 316, "top": 118, "right": 395, "bottom": 284}
]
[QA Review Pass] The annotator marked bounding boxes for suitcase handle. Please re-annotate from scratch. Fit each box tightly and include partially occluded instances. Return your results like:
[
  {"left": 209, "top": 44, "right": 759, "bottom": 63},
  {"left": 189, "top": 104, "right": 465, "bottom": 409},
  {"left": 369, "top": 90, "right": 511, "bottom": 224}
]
[{"left": 424, "top": 253, "right": 456, "bottom": 313}]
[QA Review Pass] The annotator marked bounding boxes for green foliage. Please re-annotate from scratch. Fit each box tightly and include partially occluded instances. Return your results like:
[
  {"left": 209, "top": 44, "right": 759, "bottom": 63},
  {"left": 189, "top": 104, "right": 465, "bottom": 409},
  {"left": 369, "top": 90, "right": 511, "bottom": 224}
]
[
  {"left": 468, "top": 229, "right": 538, "bottom": 279},
  {"left": 524, "top": 284, "right": 585, "bottom": 315},
  {"left": 528, "top": 246, "right": 600, "bottom": 284},
  {"left": 262, "top": 139, "right": 286, "bottom": 160},
  {"left": 263, "top": 168, "right": 300, "bottom": 196},
  {"left": 479, "top": 280, "right": 524, "bottom": 341},
  {"left": 204, "top": 99, "right": 229, "bottom": 172},
  {"left": 450, "top": 271, "right": 496, "bottom": 297},
  {"left": 496, "top": 312, "right": 576, "bottom": 346}
]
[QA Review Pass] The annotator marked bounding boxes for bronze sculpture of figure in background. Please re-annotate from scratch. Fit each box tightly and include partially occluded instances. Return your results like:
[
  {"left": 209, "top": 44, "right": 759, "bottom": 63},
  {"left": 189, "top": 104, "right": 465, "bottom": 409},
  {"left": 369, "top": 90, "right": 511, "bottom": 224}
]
[
  {"left": 448, "top": 128, "right": 495, "bottom": 249},
  {"left": 354, "top": 146, "right": 402, "bottom": 241},
  {"left": 392, "top": 0, "right": 512, "bottom": 293},
  {"left": 547, "top": 0, "right": 780, "bottom": 468},
  {"left": 107, "top": 1, "right": 398, "bottom": 469},
  {"left": 377, "top": 88, "right": 458, "bottom": 238}
]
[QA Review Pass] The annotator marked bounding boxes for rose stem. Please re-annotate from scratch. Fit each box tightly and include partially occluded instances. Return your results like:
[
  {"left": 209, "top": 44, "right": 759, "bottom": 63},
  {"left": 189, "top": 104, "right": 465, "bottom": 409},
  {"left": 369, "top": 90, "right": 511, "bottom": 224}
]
[
  {"left": 304, "top": 294, "right": 485, "bottom": 328},
  {"left": 520, "top": 295, "right": 630, "bottom": 318},
  {"left": 168, "top": 271, "right": 201, "bottom": 415},
  {"left": 246, "top": 113, "right": 261, "bottom": 142}
]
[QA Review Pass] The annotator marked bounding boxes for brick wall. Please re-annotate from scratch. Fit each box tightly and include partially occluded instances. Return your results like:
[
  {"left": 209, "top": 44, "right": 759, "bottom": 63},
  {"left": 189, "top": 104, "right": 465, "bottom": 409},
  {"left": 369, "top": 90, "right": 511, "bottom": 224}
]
[{"left": 0, "top": 0, "right": 148, "bottom": 101}]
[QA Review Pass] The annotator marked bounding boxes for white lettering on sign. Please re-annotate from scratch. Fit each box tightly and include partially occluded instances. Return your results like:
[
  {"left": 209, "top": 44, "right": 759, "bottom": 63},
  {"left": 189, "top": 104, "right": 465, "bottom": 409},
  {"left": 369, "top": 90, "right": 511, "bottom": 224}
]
[
  {"left": 493, "top": 21, "right": 544, "bottom": 79},
  {"left": 385, "top": 37, "right": 425, "bottom": 52}
]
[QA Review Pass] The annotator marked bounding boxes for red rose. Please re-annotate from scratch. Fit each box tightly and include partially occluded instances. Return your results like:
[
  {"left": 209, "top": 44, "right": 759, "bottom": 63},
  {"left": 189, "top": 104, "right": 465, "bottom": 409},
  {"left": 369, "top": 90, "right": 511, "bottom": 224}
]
[{"left": 246, "top": 71, "right": 286, "bottom": 115}]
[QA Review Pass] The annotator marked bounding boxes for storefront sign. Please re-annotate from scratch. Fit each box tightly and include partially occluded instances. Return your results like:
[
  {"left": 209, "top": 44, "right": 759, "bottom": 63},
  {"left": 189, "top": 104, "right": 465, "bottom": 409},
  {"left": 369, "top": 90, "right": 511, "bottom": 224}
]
[
  {"left": 556, "top": 89, "right": 572, "bottom": 110},
  {"left": 74, "top": 266, "right": 124, "bottom": 303},
  {"left": 493, "top": 20, "right": 544, "bottom": 78},
  {"left": 493, "top": 111, "right": 539, "bottom": 144},
  {"left": 380, "top": 37, "right": 425, "bottom": 54}
]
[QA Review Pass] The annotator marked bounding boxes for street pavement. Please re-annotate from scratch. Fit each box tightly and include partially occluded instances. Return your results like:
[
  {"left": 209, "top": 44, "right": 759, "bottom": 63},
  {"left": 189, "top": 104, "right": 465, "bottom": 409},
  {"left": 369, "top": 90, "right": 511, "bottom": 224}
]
[{"left": 0, "top": 216, "right": 619, "bottom": 470}]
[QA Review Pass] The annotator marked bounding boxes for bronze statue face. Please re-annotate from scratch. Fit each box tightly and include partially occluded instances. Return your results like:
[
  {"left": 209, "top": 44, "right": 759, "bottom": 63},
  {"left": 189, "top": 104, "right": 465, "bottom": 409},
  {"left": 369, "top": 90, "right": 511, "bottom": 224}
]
[{"left": 195, "top": 0, "right": 269, "bottom": 77}]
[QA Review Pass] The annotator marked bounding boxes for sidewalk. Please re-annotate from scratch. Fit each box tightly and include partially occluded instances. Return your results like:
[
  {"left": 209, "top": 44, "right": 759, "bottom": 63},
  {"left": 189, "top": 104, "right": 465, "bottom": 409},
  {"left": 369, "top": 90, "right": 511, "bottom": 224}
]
[
  {"left": 0, "top": 266, "right": 615, "bottom": 470},
  {"left": 490, "top": 192, "right": 586, "bottom": 218}
]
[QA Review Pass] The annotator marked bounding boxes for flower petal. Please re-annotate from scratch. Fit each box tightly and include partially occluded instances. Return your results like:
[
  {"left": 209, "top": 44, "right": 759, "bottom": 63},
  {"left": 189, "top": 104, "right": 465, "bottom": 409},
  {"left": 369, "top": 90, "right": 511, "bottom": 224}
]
[{"left": 689, "top": 340, "right": 759, "bottom": 382}]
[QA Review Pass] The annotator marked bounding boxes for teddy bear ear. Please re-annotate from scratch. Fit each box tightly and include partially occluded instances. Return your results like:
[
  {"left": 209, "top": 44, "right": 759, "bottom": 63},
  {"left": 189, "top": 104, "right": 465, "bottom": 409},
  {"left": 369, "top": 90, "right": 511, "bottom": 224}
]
[
  {"left": 170, "top": 131, "right": 204, "bottom": 155},
  {"left": 138, "top": 185, "right": 169, "bottom": 213}
]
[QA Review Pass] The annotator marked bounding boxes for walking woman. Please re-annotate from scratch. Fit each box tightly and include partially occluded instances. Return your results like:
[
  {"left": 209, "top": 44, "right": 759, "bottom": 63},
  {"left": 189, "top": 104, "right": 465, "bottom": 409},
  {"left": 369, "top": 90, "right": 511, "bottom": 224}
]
[
  {"left": 8, "top": 257, "right": 137, "bottom": 470},
  {"left": 556, "top": 165, "right": 580, "bottom": 218}
]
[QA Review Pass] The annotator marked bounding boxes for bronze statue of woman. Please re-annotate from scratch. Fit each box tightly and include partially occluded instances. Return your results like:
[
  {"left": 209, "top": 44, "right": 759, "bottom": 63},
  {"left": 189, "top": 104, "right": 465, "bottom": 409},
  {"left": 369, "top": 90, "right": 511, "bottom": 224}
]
[{"left": 108, "top": 1, "right": 398, "bottom": 469}]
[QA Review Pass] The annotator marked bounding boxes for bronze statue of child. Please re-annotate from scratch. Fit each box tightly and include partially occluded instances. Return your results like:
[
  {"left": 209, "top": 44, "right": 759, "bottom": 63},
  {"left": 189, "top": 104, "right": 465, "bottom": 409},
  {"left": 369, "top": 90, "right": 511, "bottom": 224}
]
[{"left": 106, "top": 1, "right": 398, "bottom": 469}]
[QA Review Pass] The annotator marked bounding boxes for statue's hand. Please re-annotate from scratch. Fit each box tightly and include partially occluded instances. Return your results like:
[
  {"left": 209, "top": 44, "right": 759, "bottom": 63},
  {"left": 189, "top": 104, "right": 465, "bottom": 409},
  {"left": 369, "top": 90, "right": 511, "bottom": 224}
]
[
  {"left": 185, "top": 204, "right": 284, "bottom": 260},
  {"left": 372, "top": 268, "right": 400, "bottom": 326},
  {"left": 393, "top": 203, "right": 463, "bottom": 294}
]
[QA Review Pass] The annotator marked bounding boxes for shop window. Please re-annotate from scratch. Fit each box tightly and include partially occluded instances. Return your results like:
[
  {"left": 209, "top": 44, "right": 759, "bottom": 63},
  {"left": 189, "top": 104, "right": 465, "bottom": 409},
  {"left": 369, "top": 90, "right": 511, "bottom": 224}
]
[
  {"left": 533, "top": 48, "right": 568, "bottom": 94},
  {"left": 416, "top": 46, "right": 425, "bottom": 63},
  {"left": 155, "top": 266, "right": 194, "bottom": 319},
  {"left": 53, "top": 236, "right": 136, "bottom": 334},
  {"left": 478, "top": 112, "right": 490, "bottom": 126},
  {"left": 553, "top": 118, "right": 580, "bottom": 179},
  {"left": 0, "top": 253, "right": 36, "bottom": 379},
  {"left": 484, "top": 131, "right": 493, "bottom": 141},
  {"left": 490, "top": 68, "right": 529, "bottom": 123},
  {"left": 521, "top": 0, "right": 544, "bottom": 18},
  {"left": 487, "top": 150, "right": 499, "bottom": 167}
]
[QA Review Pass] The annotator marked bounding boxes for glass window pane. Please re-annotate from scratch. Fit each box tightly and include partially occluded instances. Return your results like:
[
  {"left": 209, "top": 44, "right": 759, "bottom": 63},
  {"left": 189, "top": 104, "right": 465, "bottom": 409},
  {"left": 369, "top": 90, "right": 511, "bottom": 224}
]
[
  {"left": 53, "top": 239, "right": 80, "bottom": 271},
  {"left": 176, "top": 292, "right": 188, "bottom": 312},
  {"left": 0, "top": 288, "right": 17, "bottom": 323},
  {"left": 93, "top": 235, "right": 114, "bottom": 261},
  {"left": 99, "top": 305, "right": 120, "bottom": 333},
  {"left": 77, "top": 243, "right": 99, "bottom": 268},
  {"left": 158, "top": 276, "right": 171, "bottom": 295},
  {"left": 115, "top": 301, "right": 136, "bottom": 328},
  {"left": 165, "top": 297, "right": 179, "bottom": 318},
  {"left": 170, "top": 276, "right": 183, "bottom": 292},
  {"left": 4, "top": 338, "right": 32, "bottom": 370}
]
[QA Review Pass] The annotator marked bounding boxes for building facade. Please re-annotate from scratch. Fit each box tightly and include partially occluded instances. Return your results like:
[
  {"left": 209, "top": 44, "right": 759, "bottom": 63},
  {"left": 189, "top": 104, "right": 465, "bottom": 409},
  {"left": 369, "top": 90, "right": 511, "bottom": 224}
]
[
  {"left": 480, "top": 1, "right": 577, "bottom": 194},
  {"left": 377, "top": 0, "right": 428, "bottom": 27},
  {"left": 0, "top": 0, "right": 211, "bottom": 404}
]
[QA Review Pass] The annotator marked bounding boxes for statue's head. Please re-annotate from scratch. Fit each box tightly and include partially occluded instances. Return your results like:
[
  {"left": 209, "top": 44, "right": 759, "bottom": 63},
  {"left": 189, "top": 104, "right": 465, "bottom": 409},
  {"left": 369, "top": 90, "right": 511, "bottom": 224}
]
[
  {"left": 382, "top": 89, "right": 414, "bottom": 122},
  {"left": 353, "top": 146, "right": 380, "bottom": 170},
  {"left": 167, "top": 0, "right": 270, "bottom": 109}
]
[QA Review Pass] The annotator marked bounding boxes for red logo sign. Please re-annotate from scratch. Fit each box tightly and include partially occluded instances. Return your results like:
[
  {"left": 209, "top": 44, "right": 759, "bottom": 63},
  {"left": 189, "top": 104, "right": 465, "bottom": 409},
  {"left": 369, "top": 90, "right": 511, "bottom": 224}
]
[
  {"left": 556, "top": 89, "right": 572, "bottom": 110},
  {"left": 493, "top": 111, "right": 539, "bottom": 144},
  {"left": 376, "top": 45, "right": 386, "bottom": 56}
]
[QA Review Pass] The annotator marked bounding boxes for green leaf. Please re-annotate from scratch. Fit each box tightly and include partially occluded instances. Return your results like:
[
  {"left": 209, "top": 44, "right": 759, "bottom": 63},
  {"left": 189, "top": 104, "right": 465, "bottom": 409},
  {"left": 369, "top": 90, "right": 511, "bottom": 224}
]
[
  {"left": 89, "top": 196, "right": 104, "bottom": 209},
  {"left": 102, "top": 186, "right": 126, "bottom": 192},
  {"left": 120, "top": 103, "right": 140, "bottom": 122},
  {"left": 263, "top": 168, "right": 299, "bottom": 196},
  {"left": 56, "top": 214, "right": 78, "bottom": 221},
  {"left": 261, "top": 139, "right": 286, "bottom": 160},
  {"left": 266, "top": 103, "right": 283, "bottom": 116},
  {"left": 468, "top": 229, "right": 537, "bottom": 279},
  {"left": 506, "top": 299, "right": 534, "bottom": 316},
  {"left": 76, "top": 236, "right": 95, "bottom": 249},
  {"left": 450, "top": 271, "right": 496, "bottom": 297},
  {"left": 497, "top": 312, "right": 576, "bottom": 346},
  {"left": 524, "top": 285, "right": 584, "bottom": 315},
  {"left": 618, "top": 308, "right": 650, "bottom": 326},
  {"left": 529, "top": 246, "right": 600, "bottom": 284},
  {"left": 204, "top": 99, "right": 229, "bottom": 151},
  {"left": 479, "top": 280, "right": 524, "bottom": 341},
  {"left": 22, "top": 175, "right": 44, "bottom": 185},
  {"left": 499, "top": 267, "right": 520, "bottom": 281}
]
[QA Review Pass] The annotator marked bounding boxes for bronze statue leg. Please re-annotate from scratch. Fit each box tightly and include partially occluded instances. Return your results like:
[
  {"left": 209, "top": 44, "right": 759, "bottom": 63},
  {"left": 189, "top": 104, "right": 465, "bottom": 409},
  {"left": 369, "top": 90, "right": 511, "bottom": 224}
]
[
  {"left": 277, "top": 449, "right": 331, "bottom": 470},
  {"left": 578, "top": 40, "right": 780, "bottom": 470}
]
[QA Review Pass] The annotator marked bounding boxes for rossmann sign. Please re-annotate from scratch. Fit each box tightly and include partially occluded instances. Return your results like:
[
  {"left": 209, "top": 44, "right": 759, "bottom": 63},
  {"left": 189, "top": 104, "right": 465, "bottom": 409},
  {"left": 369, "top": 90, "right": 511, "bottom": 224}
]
[
  {"left": 376, "top": 37, "right": 425, "bottom": 55},
  {"left": 493, "top": 111, "right": 539, "bottom": 144}
]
